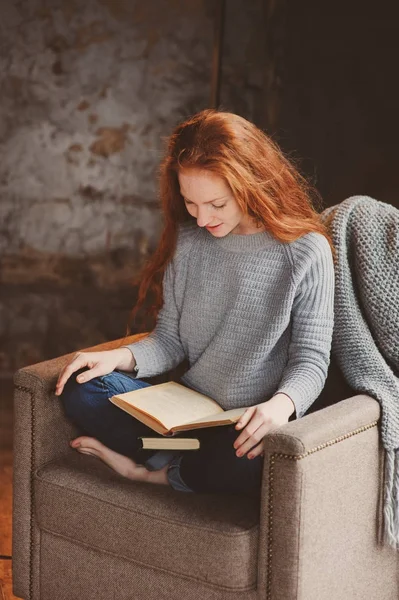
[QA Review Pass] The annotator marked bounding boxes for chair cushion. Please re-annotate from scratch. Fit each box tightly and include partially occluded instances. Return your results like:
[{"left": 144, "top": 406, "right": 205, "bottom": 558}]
[{"left": 35, "top": 453, "right": 260, "bottom": 591}]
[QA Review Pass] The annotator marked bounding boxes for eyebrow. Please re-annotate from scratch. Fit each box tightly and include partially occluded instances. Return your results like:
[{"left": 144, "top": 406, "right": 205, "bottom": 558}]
[{"left": 182, "top": 195, "right": 228, "bottom": 204}]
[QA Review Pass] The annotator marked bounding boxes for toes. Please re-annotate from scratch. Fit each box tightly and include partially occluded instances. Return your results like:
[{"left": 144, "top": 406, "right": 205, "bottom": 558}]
[
  {"left": 70, "top": 436, "right": 99, "bottom": 449},
  {"left": 70, "top": 436, "right": 88, "bottom": 447}
]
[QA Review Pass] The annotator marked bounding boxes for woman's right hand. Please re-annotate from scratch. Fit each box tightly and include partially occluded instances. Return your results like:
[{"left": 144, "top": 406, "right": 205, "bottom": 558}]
[{"left": 54, "top": 348, "right": 135, "bottom": 396}]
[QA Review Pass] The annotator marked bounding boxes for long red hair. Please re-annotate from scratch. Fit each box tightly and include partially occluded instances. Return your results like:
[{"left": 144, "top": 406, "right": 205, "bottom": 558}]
[{"left": 121, "top": 109, "right": 332, "bottom": 338}]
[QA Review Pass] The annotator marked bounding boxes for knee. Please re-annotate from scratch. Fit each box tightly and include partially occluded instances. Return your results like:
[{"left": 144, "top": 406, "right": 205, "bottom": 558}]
[{"left": 59, "top": 368, "right": 103, "bottom": 422}]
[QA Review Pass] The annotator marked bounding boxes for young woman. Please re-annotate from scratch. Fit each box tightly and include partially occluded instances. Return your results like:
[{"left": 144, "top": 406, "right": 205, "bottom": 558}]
[{"left": 56, "top": 109, "right": 335, "bottom": 496}]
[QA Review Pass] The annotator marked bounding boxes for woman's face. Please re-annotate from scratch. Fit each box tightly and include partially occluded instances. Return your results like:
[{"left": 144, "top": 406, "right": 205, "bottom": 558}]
[{"left": 178, "top": 168, "right": 260, "bottom": 236}]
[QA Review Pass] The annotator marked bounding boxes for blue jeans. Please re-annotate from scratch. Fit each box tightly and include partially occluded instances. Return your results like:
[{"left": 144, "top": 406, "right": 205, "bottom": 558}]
[{"left": 60, "top": 367, "right": 264, "bottom": 495}]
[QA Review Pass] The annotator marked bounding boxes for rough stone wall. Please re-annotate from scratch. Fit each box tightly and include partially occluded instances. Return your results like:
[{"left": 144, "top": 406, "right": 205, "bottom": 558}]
[
  {"left": 0, "top": 0, "right": 215, "bottom": 257},
  {"left": 0, "top": 0, "right": 264, "bottom": 376}
]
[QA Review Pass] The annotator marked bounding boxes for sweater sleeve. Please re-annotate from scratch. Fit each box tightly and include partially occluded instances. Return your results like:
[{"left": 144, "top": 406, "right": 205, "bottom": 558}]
[
  {"left": 275, "top": 234, "right": 335, "bottom": 418},
  {"left": 120, "top": 258, "right": 187, "bottom": 378}
]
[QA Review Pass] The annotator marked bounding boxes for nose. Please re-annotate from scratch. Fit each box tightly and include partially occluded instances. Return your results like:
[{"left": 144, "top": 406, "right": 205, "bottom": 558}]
[{"left": 196, "top": 208, "right": 209, "bottom": 228}]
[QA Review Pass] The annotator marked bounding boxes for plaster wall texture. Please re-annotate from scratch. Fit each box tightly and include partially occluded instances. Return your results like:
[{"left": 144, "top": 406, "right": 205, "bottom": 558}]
[
  {"left": 0, "top": 0, "right": 217, "bottom": 256},
  {"left": 0, "top": 0, "right": 264, "bottom": 374}
]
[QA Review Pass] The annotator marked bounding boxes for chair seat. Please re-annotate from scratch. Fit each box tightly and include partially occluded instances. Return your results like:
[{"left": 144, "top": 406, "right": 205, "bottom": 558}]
[{"left": 35, "top": 453, "right": 260, "bottom": 591}]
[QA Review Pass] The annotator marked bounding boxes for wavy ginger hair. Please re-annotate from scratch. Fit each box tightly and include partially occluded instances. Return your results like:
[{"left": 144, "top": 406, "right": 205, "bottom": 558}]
[{"left": 123, "top": 109, "right": 332, "bottom": 336}]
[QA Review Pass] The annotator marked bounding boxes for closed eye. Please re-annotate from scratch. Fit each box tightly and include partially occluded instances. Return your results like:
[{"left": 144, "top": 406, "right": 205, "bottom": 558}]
[{"left": 184, "top": 198, "right": 226, "bottom": 210}]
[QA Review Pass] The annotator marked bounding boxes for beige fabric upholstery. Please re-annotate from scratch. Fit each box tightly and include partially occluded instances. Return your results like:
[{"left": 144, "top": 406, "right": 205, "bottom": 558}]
[
  {"left": 39, "top": 531, "right": 258, "bottom": 600},
  {"left": 12, "top": 335, "right": 399, "bottom": 599},
  {"left": 35, "top": 453, "right": 259, "bottom": 591}
]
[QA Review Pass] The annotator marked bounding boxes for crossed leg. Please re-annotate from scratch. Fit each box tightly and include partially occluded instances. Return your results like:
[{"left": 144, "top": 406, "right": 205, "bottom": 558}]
[
  {"left": 69, "top": 435, "right": 170, "bottom": 485},
  {"left": 59, "top": 369, "right": 172, "bottom": 486}
]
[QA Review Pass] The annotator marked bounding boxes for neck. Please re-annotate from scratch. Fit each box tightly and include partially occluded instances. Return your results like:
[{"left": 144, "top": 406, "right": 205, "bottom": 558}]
[
  {"left": 232, "top": 217, "right": 265, "bottom": 235},
  {"left": 207, "top": 228, "right": 277, "bottom": 253}
]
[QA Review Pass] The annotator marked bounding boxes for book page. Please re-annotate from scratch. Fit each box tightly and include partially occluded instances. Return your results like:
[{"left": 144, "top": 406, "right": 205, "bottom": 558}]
[
  {"left": 112, "top": 381, "right": 224, "bottom": 431},
  {"left": 109, "top": 397, "right": 170, "bottom": 435},
  {"left": 184, "top": 407, "right": 247, "bottom": 427},
  {"left": 171, "top": 407, "right": 247, "bottom": 432}
]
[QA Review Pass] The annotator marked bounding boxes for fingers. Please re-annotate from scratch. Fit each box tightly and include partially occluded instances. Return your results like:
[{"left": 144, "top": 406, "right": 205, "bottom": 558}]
[
  {"left": 75, "top": 366, "right": 104, "bottom": 384},
  {"left": 235, "top": 406, "right": 255, "bottom": 431},
  {"left": 234, "top": 408, "right": 269, "bottom": 458},
  {"left": 55, "top": 353, "right": 88, "bottom": 396},
  {"left": 234, "top": 421, "right": 266, "bottom": 458},
  {"left": 246, "top": 441, "right": 265, "bottom": 460},
  {"left": 234, "top": 408, "right": 262, "bottom": 448}
]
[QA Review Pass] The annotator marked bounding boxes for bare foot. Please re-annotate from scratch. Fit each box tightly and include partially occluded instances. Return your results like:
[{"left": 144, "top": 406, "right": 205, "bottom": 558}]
[
  {"left": 70, "top": 436, "right": 171, "bottom": 486},
  {"left": 70, "top": 436, "right": 151, "bottom": 481}
]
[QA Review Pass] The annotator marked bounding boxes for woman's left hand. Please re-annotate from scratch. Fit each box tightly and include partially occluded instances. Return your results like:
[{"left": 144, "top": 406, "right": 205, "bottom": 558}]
[{"left": 233, "top": 393, "right": 295, "bottom": 460}]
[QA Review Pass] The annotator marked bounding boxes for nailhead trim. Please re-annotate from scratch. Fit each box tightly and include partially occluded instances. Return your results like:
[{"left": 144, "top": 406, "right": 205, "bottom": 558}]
[
  {"left": 266, "top": 420, "right": 378, "bottom": 600},
  {"left": 14, "top": 383, "right": 378, "bottom": 600},
  {"left": 15, "top": 384, "right": 36, "bottom": 600}
]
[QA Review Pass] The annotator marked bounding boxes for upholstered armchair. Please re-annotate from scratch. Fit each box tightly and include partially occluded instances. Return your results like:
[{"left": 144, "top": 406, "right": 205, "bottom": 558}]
[{"left": 12, "top": 334, "right": 398, "bottom": 600}]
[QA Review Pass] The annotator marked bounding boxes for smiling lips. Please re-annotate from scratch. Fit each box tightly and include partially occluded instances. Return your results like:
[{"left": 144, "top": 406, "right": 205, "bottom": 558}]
[{"left": 206, "top": 224, "right": 222, "bottom": 229}]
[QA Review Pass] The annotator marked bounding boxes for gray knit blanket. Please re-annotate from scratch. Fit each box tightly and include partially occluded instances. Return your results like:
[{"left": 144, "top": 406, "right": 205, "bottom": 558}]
[{"left": 321, "top": 196, "right": 399, "bottom": 550}]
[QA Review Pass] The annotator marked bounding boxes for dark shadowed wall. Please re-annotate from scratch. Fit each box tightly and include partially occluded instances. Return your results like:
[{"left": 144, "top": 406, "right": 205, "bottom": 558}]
[{"left": 278, "top": 0, "right": 399, "bottom": 208}]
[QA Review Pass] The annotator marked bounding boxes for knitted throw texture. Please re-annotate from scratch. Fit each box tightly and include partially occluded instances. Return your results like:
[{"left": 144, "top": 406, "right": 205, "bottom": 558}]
[{"left": 321, "top": 196, "right": 399, "bottom": 550}]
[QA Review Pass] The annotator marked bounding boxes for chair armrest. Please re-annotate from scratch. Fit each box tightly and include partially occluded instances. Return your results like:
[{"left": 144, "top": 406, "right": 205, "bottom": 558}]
[
  {"left": 256, "top": 394, "right": 389, "bottom": 600},
  {"left": 265, "top": 392, "right": 380, "bottom": 456},
  {"left": 13, "top": 333, "right": 148, "bottom": 469},
  {"left": 12, "top": 333, "right": 147, "bottom": 598}
]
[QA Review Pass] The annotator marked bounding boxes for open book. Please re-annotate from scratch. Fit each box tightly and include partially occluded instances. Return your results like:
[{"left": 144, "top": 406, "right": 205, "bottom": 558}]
[{"left": 109, "top": 381, "right": 247, "bottom": 444}]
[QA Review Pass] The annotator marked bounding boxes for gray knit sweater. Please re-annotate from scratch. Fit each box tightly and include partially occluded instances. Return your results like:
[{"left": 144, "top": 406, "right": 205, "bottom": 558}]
[{"left": 123, "top": 222, "right": 335, "bottom": 419}]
